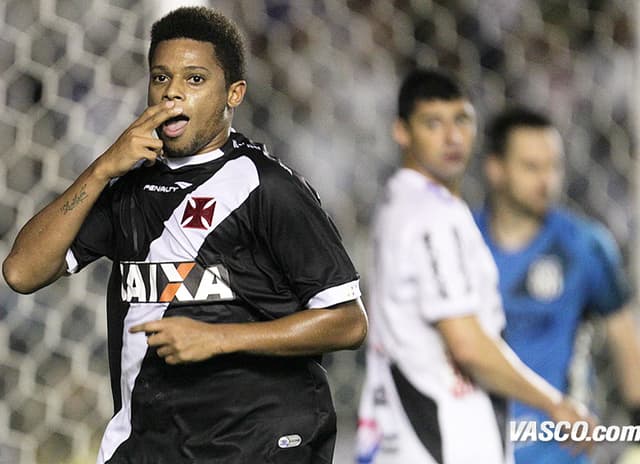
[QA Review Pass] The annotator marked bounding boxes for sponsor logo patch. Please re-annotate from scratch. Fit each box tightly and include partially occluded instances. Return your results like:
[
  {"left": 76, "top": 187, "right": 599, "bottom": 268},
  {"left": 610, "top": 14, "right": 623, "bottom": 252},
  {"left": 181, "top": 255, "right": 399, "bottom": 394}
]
[
  {"left": 277, "top": 434, "right": 302, "bottom": 449},
  {"left": 526, "top": 255, "right": 564, "bottom": 301},
  {"left": 120, "top": 261, "right": 234, "bottom": 303}
]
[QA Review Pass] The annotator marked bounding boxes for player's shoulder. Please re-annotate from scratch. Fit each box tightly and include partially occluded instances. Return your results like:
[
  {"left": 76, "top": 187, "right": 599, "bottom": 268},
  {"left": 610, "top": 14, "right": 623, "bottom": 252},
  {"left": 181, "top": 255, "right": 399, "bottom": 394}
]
[
  {"left": 548, "top": 208, "right": 618, "bottom": 251},
  {"left": 229, "top": 132, "right": 293, "bottom": 178},
  {"left": 549, "top": 208, "right": 602, "bottom": 235},
  {"left": 378, "top": 169, "right": 469, "bottom": 234},
  {"left": 228, "top": 131, "right": 320, "bottom": 202},
  {"left": 386, "top": 169, "right": 463, "bottom": 210}
]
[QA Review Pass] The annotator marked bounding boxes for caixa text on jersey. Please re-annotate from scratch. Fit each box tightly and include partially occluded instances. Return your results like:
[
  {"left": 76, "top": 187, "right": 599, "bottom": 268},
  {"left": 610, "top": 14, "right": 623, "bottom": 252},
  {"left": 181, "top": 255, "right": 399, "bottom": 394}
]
[{"left": 120, "top": 261, "right": 235, "bottom": 303}]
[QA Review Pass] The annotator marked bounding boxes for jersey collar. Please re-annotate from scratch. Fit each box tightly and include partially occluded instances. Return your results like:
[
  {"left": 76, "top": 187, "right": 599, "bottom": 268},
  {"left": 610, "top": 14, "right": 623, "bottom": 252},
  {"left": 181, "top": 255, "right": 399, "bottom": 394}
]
[
  {"left": 160, "top": 128, "right": 238, "bottom": 169},
  {"left": 397, "top": 168, "right": 454, "bottom": 200},
  {"left": 160, "top": 148, "right": 225, "bottom": 169}
]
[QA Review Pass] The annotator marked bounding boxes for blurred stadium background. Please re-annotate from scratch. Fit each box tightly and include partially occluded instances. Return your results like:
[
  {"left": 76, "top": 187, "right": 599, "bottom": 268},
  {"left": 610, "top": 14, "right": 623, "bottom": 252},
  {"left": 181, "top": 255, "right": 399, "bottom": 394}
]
[{"left": 0, "top": 0, "right": 638, "bottom": 462}]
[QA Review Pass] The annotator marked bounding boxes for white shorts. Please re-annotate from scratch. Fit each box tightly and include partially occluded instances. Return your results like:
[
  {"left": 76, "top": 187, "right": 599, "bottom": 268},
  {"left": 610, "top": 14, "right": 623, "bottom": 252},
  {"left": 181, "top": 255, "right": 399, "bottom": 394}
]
[{"left": 356, "top": 352, "right": 512, "bottom": 464}]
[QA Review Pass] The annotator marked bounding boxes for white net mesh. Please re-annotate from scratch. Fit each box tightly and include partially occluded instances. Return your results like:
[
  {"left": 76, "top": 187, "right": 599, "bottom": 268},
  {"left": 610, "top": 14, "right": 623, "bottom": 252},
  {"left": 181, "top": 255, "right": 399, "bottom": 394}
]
[{"left": 0, "top": 0, "right": 636, "bottom": 463}]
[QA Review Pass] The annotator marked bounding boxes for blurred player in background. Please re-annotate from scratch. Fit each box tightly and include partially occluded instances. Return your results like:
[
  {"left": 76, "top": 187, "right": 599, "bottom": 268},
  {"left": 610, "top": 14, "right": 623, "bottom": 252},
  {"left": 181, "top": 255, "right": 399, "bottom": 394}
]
[
  {"left": 356, "top": 68, "right": 593, "bottom": 464},
  {"left": 2, "top": 6, "right": 367, "bottom": 464},
  {"left": 474, "top": 106, "right": 640, "bottom": 464}
]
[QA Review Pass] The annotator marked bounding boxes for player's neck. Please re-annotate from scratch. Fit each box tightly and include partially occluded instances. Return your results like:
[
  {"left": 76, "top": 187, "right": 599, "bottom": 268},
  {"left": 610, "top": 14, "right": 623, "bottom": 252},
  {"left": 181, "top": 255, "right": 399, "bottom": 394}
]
[{"left": 489, "top": 200, "right": 544, "bottom": 252}]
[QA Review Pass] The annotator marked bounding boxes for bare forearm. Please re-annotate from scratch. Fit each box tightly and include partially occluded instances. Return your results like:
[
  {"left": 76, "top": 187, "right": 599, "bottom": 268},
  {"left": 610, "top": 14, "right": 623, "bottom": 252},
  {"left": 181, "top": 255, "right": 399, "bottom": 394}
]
[
  {"left": 438, "top": 316, "right": 561, "bottom": 415},
  {"left": 4, "top": 102, "right": 183, "bottom": 294},
  {"left": 3, "top": 162, "right": 110, "bottom": 293},
  {"left": 465, "top": 336, "right": 595, "bottom": 454},
  {"left": 462, "top": 337, "right": 562, "bottom": 414},
  {"left": 438, "top": 315, "right": 594, "bottom": 450},
  {"left": 130, "top": 299, "right": 368, "bottom": 364},
  {"left": 224, "top": 301, "right": 368, "bottom": 356}
]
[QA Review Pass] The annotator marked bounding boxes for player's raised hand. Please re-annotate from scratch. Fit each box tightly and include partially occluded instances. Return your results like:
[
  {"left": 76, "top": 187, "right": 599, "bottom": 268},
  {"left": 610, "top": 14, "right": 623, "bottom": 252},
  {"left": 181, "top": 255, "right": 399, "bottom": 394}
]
[{"left": 93, "top": 101, "right": 183, "bottom": 180}]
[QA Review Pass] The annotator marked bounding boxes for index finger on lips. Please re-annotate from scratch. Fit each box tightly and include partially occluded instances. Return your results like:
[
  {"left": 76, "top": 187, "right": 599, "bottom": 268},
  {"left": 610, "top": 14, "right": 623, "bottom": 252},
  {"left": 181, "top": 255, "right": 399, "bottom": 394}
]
[
  {"left": 131, "top": 101, "right": 168, "bottom": 127},
  {"left": 139, "top": 101, "right": 183, "bottom": 130}
]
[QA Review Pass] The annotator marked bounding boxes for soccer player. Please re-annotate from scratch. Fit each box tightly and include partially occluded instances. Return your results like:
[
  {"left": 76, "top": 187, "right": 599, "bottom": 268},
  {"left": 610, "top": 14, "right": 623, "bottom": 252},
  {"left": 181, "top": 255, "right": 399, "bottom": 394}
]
[
  {"left": 3, "top": 7, "right": 368, "bottom": 464},
  {"left": 474, "top": 106, "right": 640, "bottom": 464},
  {"left": 356, "top": 68, "right": 593, "bottom": 464}
]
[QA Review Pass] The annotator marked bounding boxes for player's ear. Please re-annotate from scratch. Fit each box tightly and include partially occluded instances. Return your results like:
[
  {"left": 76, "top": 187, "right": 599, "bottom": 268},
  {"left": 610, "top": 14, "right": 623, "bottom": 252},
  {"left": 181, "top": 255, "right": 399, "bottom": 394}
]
[
  {"left": 392, "top": 118, "right": 410, "bottom": 149},
  {"left": 484, "top": 153, "right": 504, "bottom": 188},
  {"left": 227, "top": 80, "right": 246, "bottom": 108}
]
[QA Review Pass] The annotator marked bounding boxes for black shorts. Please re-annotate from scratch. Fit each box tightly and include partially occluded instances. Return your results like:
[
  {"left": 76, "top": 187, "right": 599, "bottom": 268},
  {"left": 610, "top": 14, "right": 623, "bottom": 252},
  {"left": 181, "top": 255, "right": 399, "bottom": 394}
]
[{"left": 106, "top": 355, "right": 337, "bottom": 464}]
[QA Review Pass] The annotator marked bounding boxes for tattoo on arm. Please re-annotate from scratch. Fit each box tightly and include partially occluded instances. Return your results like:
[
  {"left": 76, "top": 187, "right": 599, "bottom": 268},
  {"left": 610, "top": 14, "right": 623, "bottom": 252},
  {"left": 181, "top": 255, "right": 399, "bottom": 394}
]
[{"left": 61, "top": 184, "right": 89, "bottom": 214}]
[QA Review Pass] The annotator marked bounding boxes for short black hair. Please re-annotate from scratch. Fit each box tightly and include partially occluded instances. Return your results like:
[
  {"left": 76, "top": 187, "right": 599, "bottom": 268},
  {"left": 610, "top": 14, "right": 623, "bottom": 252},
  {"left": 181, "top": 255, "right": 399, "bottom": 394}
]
[
  {"left": 149, "top": 6, "right": 246, "bottom": 87},
  {"left": 486, "top": 107, "right": 553, "bottom": 158},
  {"left": 397, "top": 68, "right": 468, "bottom": 121}
]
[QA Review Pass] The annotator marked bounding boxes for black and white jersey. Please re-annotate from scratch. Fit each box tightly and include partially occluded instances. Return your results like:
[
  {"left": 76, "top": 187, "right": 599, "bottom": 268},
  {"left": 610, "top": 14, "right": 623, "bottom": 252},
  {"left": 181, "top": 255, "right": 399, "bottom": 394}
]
[
  {"left": 357, "top": 168, "right": 508, "bottom": 464},
  {"left": 66, "top": 131, "right": 360, "bottom": 463}
]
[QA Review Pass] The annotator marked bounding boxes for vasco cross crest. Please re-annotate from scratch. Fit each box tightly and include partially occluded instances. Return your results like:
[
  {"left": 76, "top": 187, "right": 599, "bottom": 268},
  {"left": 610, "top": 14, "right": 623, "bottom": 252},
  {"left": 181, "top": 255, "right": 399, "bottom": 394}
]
[{"left": 181, "top": 197, "right": 216, "bottom": 229}]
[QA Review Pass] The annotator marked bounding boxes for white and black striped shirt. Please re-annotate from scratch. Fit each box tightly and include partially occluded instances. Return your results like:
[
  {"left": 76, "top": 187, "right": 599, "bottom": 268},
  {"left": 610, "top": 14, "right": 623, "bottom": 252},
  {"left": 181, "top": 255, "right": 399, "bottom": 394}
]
[
  {"left": 358, "top": 168, "right": 508, "bottom": 464},
  {"left": 67, "top": 130, "right": 360, "bottom": 463}
]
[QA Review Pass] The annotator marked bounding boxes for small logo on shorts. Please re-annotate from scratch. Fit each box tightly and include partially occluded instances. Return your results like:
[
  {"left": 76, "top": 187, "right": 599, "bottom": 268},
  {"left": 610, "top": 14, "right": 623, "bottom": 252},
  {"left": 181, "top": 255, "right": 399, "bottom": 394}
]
[{"left": 278, "top": 434, "right": 302, "bottom": 449}]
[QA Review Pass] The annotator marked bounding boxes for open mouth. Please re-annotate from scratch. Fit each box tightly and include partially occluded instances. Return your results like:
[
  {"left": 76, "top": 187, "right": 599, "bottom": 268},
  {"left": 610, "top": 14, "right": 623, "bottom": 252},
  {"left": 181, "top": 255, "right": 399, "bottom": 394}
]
[{"left": 162, "top": 115, "right": 190, "bottom": 138}]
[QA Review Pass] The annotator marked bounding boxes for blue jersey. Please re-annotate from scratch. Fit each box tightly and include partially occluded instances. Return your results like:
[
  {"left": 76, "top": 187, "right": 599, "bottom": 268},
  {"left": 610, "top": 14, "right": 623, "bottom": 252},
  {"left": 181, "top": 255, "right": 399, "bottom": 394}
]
[{"left": 474, "top": 208, "right": 631, "bottom": 464}]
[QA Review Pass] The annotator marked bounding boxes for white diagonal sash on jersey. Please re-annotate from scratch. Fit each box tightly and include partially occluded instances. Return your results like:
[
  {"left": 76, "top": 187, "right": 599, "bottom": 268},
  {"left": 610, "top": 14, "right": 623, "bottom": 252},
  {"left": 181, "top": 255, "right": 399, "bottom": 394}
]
[
  {"left": 97, "top": 303, "right": 166, "bottom": 463},
  {"left": 97, "top": 156, "right": 259, "bottom": 463}
]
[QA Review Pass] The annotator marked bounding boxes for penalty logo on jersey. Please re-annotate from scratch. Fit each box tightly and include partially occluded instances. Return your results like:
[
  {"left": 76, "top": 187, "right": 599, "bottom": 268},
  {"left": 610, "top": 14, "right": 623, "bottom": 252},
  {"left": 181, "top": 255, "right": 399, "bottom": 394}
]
[{"left": 120, "top": 261, "right": 235, "bottom": 303}]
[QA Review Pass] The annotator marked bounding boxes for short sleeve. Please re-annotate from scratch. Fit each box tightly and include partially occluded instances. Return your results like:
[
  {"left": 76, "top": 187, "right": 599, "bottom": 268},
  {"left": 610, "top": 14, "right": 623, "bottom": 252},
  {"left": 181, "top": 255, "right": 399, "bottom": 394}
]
[
  {"left": 416, "top": 220, "right": 480, "bottom": 322},
  {"left": 67, "top": 185, "right": 115, "bottom": 273},
  {"left": 258, "top": 169, "right": 360, "bottom": 308},
  {"left": 585, "top": 222, "right": 631, "bottom": 315}
]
